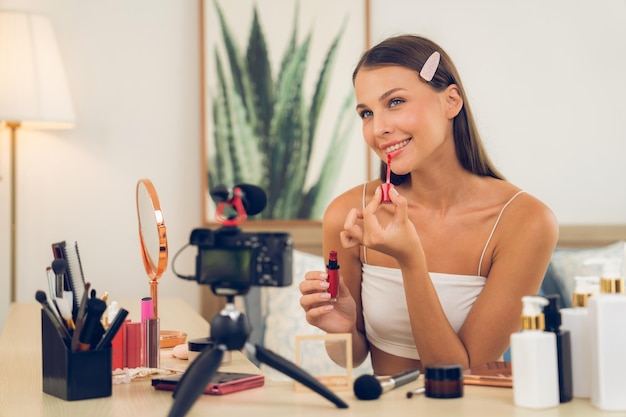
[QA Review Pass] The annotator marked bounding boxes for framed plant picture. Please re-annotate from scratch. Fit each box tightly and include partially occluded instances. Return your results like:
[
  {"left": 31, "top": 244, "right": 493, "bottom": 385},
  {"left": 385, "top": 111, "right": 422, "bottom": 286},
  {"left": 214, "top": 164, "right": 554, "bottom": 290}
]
[{"left": 200, "top": 0, "right": 371, "bottom": 224}]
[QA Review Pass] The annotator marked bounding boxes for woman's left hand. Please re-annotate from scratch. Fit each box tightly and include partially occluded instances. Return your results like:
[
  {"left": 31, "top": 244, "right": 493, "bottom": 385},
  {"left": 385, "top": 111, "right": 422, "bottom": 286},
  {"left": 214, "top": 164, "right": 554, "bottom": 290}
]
[{"left": 340, "top": 185, "right": 420, "bottom": 263}]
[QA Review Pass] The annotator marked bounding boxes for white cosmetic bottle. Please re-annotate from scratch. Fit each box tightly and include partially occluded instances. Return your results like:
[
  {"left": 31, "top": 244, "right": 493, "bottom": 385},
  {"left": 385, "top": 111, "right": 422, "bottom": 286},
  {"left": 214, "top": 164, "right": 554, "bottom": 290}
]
[
  {"left": 560, "top": 276, "right": 599, "bottom": 398},
  {"left": 511, "top": 296, "right": 559, "bottom": 409},
  {"left": 589, "top": 260, "right": 626, "bottom": 411}
]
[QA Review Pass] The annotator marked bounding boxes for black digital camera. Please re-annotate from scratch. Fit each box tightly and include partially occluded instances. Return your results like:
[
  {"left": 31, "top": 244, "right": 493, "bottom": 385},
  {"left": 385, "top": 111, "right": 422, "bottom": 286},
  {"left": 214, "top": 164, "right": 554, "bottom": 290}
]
[{"left": 187, "top": 226, "right": 293, "bottom": 296}]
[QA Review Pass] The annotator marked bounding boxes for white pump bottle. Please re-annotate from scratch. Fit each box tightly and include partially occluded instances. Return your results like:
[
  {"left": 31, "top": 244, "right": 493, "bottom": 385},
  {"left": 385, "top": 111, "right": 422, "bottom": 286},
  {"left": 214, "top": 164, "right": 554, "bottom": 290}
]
[
  {"left": 588, "top": 259, "right": 626, "bottom": 411},
  {"left": 560, "top": 276, "right": 599, "bottom": 398},
  {"left": 511, "top": 295, "right": 559, "bottom": 409}
]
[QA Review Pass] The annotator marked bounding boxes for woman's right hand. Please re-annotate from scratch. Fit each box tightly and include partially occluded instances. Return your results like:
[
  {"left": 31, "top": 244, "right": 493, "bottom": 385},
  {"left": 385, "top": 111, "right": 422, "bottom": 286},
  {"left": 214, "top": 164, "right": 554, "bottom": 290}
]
[{"left": 299, "top": 270, "right": 357, "bottom": 334}]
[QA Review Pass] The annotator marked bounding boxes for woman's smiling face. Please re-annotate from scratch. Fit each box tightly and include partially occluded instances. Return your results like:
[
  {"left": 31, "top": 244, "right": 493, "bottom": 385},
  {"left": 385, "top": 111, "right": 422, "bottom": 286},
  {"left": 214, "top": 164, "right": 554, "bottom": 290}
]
[{"left": 354, "top": 65, "right": 454, "bottom": 175}]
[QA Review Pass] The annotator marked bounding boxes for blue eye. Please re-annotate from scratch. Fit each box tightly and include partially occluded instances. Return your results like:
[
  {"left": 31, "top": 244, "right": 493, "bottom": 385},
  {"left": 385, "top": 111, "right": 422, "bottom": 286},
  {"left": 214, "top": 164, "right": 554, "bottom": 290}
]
[
  {"left": 389, "top": 98, "right": 404, "bottom": 108},
  {"left": 359, "top": 109, "right": 373, "bottom": 119}
]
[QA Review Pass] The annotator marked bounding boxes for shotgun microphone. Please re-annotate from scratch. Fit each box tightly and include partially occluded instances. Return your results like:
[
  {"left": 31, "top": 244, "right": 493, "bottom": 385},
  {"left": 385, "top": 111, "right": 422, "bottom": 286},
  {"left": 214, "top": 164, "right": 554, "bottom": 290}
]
[{"left": 353, "top": 369, "right": 421, "bottom": 400}]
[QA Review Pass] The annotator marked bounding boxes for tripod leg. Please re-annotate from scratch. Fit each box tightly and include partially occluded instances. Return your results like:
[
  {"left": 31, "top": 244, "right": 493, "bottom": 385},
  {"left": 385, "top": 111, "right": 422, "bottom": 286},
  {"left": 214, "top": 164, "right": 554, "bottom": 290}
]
[
  {"left": 168, "top": 345, "right": 225, "bottom": 417},
  {"left": 248, "top": 343, "right": 349, "bottom": 409}
]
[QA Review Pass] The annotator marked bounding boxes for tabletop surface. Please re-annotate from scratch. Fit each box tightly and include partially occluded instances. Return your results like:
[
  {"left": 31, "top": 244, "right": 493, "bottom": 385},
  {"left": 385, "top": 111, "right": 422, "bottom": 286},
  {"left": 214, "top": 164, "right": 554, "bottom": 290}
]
[{"left": 0, "top": 298, "right": 621, "bottom": 417}]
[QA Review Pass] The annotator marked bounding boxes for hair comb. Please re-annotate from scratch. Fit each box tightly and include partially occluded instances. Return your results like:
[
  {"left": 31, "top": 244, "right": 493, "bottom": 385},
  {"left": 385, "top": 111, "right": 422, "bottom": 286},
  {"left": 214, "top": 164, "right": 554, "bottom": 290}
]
[
  {"left": 420, "top": 51, "right": 440, "bottom": 82},
  {"left": 51, "top": 240, "right": 87, "bottom": 319}
]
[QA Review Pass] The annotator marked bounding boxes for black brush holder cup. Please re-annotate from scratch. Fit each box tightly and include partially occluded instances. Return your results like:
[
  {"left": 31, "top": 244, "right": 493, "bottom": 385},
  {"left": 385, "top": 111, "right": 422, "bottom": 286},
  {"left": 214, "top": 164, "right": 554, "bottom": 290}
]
[{"left": 41, "top": 310, "right": 112, "bottom": 401}]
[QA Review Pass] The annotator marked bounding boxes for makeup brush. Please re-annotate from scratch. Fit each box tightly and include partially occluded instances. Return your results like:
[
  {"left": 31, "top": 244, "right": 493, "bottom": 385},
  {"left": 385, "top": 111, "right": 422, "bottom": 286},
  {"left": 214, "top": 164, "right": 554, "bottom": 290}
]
[
  {"left": 406, "top": 387, "right": 426, "bottom": 398},
  {"left": 76, "top": 296, "right": 107, "bottom": 351},
  {"left": 95, "top": 308, "right": 129, "bottom": 350},
  {"left": 354, "top": 369, "right": 421, "bottom": 400},
  {"left": 35, "top": 290, "right": 72, "bottom": 346},
  {"left": 54, "top": 297, "right": 76, "bottom": 331},
  {"left": 72, "top": 282, "right": 91, "bottom": 352},
  {"left": 45, "top": 266, "right": 56, "bottom": 301},
  {"left": 51, "top": 258, "right": 67, "bottom": 298}
]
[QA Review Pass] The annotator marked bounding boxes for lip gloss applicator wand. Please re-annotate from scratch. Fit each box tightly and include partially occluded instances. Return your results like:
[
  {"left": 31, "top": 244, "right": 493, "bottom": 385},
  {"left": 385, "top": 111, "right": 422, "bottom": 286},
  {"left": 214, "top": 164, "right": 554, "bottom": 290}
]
[
  {"left": 381, "top": 153, "right": 392, "bottom": 203},
  {"left": 326, "top": 251, "right": 339, "bottom": 302}
]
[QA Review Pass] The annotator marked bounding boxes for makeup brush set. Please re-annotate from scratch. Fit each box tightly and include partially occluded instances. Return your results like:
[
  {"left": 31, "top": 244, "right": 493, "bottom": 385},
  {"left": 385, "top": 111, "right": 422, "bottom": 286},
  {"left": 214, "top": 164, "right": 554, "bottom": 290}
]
[{"left": 37, "top": 240, "right": 127, "bottom": 401}]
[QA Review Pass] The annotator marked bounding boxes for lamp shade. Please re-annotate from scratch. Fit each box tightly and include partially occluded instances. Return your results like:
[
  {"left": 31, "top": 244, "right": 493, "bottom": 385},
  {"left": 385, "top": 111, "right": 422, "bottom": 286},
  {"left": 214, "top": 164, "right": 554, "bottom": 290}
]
[{"left": 0, "top": 11, "right": 75, "bottom": 127}]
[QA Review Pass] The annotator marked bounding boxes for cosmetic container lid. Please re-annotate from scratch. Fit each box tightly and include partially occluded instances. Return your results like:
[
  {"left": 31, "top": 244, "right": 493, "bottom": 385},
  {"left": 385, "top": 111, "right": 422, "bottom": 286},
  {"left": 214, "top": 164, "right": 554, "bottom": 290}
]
[
  {"left": 587, "top": 258, "right": 624, "bottom": 294},
  {"left": 520, "top": 296, "right": 548, "bottom": 330},
  {"left": 425, "top": 364, "right": 463, "bottom": 381},
  {"left": 572, "top": 276, "right": 599, "bottom": 307},
  {"left": 600, "top": 277, "right": 624, "bottom": 294},
  {"left": 188, "top": 337, "right": 215, "bottom": 352},
  {"left": 542, "top": 294, "right": 562, "bottom": 332}
]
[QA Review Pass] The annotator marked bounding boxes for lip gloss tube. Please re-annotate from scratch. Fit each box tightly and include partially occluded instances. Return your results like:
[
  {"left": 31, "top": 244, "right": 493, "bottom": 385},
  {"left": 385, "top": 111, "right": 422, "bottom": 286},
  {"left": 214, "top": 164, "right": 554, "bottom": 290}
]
[
  {"left": 111, "top": 319, "right": 129, "bottom": 370},
  {"left": 141, "top": 297, "right": 154, "bottom": 323},
  {"left": 141, "top": 297, "right": 154, "bottom": 367},
  {"left": 125, "top": 322, "right": 141, "bottom": 368},
  {"left": 381, "top": 153, "right": 392, "bottom": 203},
  {"left": 326, "top": 251, "right": 339, "bottom": 302},
  {"left": 145, "top": 317, "right": 160, "bottom": 369}
]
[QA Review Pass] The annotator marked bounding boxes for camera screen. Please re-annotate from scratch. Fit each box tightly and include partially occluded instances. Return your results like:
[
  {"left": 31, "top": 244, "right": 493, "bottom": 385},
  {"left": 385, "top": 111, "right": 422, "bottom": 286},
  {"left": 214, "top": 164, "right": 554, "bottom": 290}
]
[{"left": 199, "top": 248, "right": 252, "bottom": 284}]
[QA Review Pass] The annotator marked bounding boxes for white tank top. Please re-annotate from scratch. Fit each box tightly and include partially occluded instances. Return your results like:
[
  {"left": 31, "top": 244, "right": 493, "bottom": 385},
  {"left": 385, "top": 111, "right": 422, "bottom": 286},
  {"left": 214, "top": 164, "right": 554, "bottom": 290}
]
[{"left": 360, "top": 184, "right": 525, "bottom": 359}]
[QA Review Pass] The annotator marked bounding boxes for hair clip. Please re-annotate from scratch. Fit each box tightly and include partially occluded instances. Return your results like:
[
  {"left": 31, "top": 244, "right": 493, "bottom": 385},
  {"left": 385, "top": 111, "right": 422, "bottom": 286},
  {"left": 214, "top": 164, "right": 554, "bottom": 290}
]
[{"left": 419, "top": 51, "right": 440, "bottom": 82}]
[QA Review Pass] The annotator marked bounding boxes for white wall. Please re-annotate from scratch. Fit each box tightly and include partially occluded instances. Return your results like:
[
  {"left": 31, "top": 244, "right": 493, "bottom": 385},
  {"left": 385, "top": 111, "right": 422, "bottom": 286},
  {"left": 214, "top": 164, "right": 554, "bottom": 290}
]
[
  {"left": 370, "top": 0, "right": 626, "bottom": 224},
  {"left": 0, "top": 0, "right": 204, "bottom": 333},
  {"left": 1, "top": 0, "right": 626, "bottom": 333}
]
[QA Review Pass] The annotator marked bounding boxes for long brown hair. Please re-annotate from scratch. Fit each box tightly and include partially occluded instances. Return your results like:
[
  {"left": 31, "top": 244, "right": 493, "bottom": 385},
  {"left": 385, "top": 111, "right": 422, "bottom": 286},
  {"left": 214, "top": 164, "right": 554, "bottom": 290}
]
[{"left": 353, "top": 35, "right": 504, "bottom": 183}]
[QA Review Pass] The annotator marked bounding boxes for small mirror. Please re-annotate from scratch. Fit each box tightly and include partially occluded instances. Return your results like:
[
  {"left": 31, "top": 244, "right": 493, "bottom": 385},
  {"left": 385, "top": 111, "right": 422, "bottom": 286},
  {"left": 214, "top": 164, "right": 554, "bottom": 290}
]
[
  {"left": 136, "top": 179, "right": 186, "bottom": 348},
  {"left": 136, "top": 178, "right": 168, "bottom": 318}
]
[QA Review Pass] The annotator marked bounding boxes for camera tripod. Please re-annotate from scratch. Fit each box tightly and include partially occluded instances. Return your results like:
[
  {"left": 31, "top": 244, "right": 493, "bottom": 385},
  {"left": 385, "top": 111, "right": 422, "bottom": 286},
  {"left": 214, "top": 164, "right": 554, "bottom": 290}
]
[{"left": 167, "top": 293, "right": 349, "bottom": 417}]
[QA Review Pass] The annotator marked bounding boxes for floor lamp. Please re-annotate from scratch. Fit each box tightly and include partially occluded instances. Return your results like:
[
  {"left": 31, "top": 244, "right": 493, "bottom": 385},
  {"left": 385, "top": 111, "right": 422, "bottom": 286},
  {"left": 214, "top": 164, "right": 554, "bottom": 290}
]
[{"left": 0, "top": 12, "right": 75, "bottom": 302}]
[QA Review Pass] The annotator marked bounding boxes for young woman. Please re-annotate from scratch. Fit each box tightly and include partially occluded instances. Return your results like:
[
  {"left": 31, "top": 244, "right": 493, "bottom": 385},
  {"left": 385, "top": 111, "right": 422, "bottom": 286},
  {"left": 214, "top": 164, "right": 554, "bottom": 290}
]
[{"left": 299, "top": 35, "right": 558, "bottom": 376}]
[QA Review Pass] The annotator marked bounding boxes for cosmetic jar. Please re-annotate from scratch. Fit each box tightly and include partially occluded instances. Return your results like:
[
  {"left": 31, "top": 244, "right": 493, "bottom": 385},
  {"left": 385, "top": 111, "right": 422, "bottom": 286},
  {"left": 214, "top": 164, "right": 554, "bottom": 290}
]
[
  {"left": 188, "top": 337, "right": 232, "bottom": 365},
  {"left": 424, "top": 364, "right": 463, "bottom": 399}
]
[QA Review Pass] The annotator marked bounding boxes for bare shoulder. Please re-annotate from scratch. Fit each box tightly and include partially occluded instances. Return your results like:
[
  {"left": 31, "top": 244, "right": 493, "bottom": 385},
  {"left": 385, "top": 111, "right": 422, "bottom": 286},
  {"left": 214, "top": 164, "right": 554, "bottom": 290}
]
[
  {"left": 498, "top": 187, "right": 559, "bottom": 252},
  {"left": 508, "top": 190, "right": 557, "bottom": 232}
]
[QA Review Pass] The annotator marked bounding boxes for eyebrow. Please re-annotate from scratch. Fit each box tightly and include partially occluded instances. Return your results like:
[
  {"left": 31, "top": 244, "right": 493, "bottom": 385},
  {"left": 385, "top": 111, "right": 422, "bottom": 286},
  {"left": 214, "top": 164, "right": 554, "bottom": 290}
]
[{"left": 355, "top": 87, "right": 407, "bottom": 111}]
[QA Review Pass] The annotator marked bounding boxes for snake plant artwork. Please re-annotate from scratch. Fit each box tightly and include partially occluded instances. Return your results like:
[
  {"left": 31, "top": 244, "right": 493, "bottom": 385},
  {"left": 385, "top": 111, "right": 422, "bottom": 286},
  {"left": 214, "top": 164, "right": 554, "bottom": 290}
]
[{"left": 206, "top": 0, "right": 358, "bottom": 220}]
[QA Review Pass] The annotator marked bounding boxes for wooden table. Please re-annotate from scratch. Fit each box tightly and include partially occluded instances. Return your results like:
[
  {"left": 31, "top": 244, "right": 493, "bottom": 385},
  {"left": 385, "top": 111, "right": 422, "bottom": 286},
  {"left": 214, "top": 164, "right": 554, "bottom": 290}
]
[{"left": 0, "top": 298, "right": 620, "bottom": 416}]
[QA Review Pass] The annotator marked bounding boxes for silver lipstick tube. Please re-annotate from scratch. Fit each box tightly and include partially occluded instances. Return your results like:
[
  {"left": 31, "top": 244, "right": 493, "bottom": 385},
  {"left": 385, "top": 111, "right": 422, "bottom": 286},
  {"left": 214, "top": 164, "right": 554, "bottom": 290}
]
[{"left": 144, "top": 317, "right": 160, "bottom": 368}]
